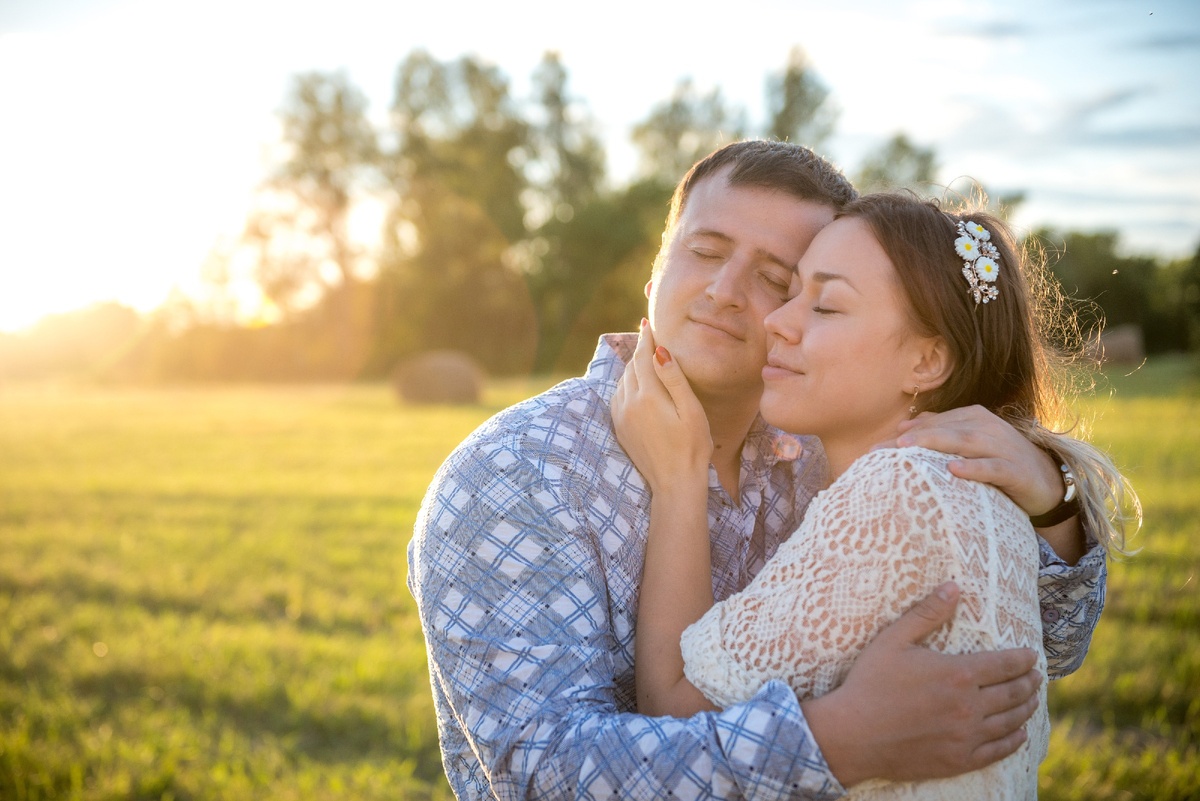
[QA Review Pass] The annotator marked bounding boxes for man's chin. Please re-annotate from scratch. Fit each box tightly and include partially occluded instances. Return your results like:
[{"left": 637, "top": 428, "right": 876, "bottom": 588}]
[{"left": 683, "top": 361, "right": 766, "bottom": 402}]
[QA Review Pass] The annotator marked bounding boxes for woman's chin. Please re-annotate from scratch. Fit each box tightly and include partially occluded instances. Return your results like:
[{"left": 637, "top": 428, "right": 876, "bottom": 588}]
[{"left": 759, "top": 397, "right": 812, "bottom": 437}]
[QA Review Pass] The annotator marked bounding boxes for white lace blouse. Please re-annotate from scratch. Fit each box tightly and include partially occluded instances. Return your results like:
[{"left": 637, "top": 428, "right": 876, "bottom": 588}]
[{"left": 681, "top": 447, "right": 1049, "bottom": 800}]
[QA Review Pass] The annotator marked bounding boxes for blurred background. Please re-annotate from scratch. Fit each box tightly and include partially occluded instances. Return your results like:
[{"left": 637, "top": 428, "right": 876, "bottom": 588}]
[
  {"left": 3, "top": 0, "right": 1198, "bottom": 383},
  {"left": 3, "top": 3, "right": 1199, "bottom": 800}
]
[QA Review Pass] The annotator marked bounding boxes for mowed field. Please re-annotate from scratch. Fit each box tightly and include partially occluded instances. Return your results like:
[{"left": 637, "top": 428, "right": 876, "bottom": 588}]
[{"left": 1, "top": 358, "right": 1197, "bottom": 800}]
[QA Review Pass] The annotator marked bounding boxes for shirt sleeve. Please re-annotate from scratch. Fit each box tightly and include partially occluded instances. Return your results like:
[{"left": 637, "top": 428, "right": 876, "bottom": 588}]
[
  {"left": 1035, "top": 535, "right": 1107, "bottom": 678},
  {"left": 409, "top": 437, "right": 846, "bottom": 801}
]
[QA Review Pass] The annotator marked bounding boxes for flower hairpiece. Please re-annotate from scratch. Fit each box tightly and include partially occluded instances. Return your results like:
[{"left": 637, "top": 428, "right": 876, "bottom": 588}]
[{"left": 955, "top": 220, "right": 1000, "bottom": 304}]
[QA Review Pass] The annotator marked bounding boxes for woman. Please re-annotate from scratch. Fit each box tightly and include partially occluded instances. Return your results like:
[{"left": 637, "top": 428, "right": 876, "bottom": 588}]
[{"left": 612, "top": 193, "right": 1135, "bottom": 799}]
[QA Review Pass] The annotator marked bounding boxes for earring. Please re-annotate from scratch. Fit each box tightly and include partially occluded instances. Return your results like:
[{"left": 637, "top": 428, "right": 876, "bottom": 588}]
[{"left": 908, "top": 385, "right": 920, "bottom": 417}]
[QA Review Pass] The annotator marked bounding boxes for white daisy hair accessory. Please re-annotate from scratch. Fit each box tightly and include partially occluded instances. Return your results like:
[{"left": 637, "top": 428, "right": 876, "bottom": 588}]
[{"left": 954, "top": 219, "right": 1001, "bottom": 304}]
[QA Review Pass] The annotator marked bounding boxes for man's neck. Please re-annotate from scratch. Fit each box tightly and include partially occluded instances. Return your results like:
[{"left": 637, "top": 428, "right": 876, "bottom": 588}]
[{"left": 699, "top": 392, "right": 762, "bottom": 505}]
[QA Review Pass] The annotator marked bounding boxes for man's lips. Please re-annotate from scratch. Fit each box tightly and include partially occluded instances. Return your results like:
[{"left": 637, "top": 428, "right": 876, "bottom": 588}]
[{"left": 689, "top": 315, "right": 744, "bottom": 341}]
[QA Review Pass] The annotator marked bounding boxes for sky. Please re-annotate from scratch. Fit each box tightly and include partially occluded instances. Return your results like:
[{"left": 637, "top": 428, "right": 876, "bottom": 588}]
[{"left": 1, "top": 0, "right": 1198, "bottom": 333}]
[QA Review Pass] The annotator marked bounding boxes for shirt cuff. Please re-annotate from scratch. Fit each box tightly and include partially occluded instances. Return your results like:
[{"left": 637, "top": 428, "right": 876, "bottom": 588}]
[{"left": 723, "top": 680, "right": 847, "bottom": 801}]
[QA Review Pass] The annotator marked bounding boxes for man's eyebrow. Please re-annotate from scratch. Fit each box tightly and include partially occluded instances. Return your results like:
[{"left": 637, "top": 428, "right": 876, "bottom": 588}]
[{"left": 687, "top": 228, "right": 794, "bottom": 272}]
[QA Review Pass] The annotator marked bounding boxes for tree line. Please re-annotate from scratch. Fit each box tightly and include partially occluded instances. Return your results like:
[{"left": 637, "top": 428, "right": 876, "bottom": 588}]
[{"left": 3, "top": 49, "right": 1198, "bottom": 383}]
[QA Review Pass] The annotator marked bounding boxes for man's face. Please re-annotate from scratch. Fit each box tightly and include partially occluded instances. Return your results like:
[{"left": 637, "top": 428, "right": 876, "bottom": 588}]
[{"left": 646, "top": 169, "right": 836, "bottom": 405}]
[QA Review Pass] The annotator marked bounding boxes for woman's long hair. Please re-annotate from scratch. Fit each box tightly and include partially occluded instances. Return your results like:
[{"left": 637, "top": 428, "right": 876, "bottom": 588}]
[{"left": 842, "top": 192, "right": 1139, "bottom": 554}]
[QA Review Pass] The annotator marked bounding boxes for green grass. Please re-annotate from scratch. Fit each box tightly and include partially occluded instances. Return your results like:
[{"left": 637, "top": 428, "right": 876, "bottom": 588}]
[
  {"left": 1038, "top": 355, "right": 1200, "bottom": 800},
  {"left": 1, "top": 361, "right": 1197, "bottom": 799},
  {"left": 0, "top": 379, "right": 552, "bottom": 800}
]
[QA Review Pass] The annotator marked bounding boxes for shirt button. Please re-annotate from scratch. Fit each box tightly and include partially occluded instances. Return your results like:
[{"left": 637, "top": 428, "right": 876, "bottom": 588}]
[{"left": 1042, "top": 608, "right": 1061, "bottom": 624}]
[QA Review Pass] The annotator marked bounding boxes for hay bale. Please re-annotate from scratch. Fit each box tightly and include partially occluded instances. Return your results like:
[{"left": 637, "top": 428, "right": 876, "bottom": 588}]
[
  {"left": 394, "top": 350, "right": 485, "bottom": 405},
  {"left": 1089, "top": 324, "right": 1145, "bottom": 366}
]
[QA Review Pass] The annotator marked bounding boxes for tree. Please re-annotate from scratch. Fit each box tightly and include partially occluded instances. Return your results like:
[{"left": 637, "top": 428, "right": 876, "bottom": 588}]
[
  {"left": 527, "top": 52, "right": 605, "bottom": 221},
  {"left": 246, "top": 72, "right": 378, "bottom": 311},
  {"left": 1146, "top": 245, "right": 1198, "bottom": 353},
  {"left": 855, "top": 133, "right": 938, "bottom": 194},
  {"left": 521, "top": 52, "right": 627, "bottom": 373},
  {"left": 1036, "top": 228, "right": 1161, "bottom": 349},
  {"left": 240, "top": 71, "right": 380, "bottom": 377},
  {"left": 766, "top": 47, "right": 837, "bottom": 149},
  {"left": 632, "top": 79, "right": 747, "bottom": 184},
  {"left": 372, "top": 52, "right": 537, "bottom": 376},
  {"left": 1183, "top": 243, "right": 1200, "bottom": 351},
  {"left": 550, "top": 178, "right": 675, "bottom": 370}
]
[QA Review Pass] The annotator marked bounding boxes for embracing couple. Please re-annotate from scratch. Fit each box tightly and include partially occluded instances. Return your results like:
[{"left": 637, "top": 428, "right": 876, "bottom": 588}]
[{"left": 409, "top": 140, "right": 1134, "bottom": 800}]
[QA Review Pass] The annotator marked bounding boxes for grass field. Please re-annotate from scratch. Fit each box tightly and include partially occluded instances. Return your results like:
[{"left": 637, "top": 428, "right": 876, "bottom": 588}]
[{"left": 1, "top": 359, "right": 1197, "bottom": 800}]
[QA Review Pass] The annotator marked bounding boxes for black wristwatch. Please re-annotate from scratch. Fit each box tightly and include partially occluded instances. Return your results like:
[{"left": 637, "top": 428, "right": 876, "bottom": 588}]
[{"left": 1029, "top": 462, "right": 1080, "bottom": 527}]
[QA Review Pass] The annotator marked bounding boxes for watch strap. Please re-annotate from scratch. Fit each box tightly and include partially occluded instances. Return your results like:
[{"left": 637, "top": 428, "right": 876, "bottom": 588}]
[{"left": 1030, "top": 463, "right": 1081, "bottom": 527}]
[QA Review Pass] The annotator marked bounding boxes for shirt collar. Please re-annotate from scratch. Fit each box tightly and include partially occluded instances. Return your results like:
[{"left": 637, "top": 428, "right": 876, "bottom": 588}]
[{"left": 585, "top": 333, "right": 636, "bottom": 403}]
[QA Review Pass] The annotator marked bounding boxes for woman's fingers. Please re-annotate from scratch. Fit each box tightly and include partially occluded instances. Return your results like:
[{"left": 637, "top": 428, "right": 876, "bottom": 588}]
[{"left": 652, "top": 345, "right": 703, "bottom": 424}]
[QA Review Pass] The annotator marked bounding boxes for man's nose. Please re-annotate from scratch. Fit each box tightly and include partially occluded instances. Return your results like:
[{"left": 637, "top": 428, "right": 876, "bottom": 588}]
[{"left": 705, "top": 259, "right": 748, "bottom": 308}]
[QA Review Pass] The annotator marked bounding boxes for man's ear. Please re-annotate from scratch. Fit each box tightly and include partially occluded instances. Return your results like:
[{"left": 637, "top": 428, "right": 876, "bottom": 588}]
[
  {"left": 644, "top": 279, "right": 653, "bottom": 299},
  {"left": 910, "top": 336, "right": 953, "bottom": 393}
]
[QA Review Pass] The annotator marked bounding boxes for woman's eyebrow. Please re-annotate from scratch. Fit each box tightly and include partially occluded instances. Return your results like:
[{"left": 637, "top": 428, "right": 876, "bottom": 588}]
[{"left": 811, "top": 271, "right": 860, "bottom": 294}]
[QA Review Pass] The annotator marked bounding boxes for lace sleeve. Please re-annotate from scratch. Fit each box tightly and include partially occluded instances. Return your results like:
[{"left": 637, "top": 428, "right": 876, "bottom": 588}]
[{"left": 681, "top": 447, "right": 1045, "bottom": 707}]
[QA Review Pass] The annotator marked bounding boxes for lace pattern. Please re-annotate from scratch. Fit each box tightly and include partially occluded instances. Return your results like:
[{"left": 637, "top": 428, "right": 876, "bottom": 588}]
[{"left": 681, "top": 447, "right": 1049, "bottom": 800}]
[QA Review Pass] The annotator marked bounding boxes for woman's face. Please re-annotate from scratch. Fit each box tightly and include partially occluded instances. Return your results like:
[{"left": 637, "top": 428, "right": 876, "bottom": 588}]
[{"left": 760, "top": 216, "right": 936, "bottom": 447}]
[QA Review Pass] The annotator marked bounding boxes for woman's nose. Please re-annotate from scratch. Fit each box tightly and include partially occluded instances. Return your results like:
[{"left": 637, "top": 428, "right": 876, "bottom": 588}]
[{"left": 764, "top": 298, "right": 801, "bottom": 343}]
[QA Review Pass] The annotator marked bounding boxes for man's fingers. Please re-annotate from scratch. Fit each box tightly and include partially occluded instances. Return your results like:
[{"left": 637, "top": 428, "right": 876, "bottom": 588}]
[
  {"left": 969, "top": 685, "right": 1039, "bottom": 771},
  {"left": 978, "top": 667, "right": 1042, "bottom": 718},
  {"left": 895, "top": 411, "right": 937, "bottom": 433},
  {"left": 878, "top": 583, "right": 960, "bottom": 646},
  {"left": 967, "top": 725, "right": 1028, "bottom": 773},
  {"left": 945, "top": 456, "right": 1011, "bottom": 487},
  {"left": 895, "top": 406, "right": 1009, "bottom": 457},
  {"left": 896, "top": 425, "right": 988, "bottom": 456},
  {"left": 952, "top": 647, "right": 1039, "bottom": 689}
]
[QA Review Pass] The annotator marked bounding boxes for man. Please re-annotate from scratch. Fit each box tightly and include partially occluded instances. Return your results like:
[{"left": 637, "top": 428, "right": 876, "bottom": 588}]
[{"left": 409, "top": 140, "right": 1104, "bottom": 799}]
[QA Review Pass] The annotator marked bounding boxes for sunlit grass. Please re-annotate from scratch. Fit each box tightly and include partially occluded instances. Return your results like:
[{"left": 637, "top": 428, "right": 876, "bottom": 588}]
[
  {"left": 0, "top": 361, "right": 1196, "bottom": 799},
  {"left": 0, "top": 380, "right": 557, "bottom": 800},
  {"left": 1037, "top": 355, "right": 1200, "bottom": 800}
]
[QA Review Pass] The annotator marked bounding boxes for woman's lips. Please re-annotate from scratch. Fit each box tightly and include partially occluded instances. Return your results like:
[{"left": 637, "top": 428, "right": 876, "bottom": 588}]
[{"left": 763, "top": 355, "right": 802, "bottom": 381}]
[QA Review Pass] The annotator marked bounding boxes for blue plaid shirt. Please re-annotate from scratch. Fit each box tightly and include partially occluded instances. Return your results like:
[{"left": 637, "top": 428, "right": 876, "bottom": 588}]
[{"left": 409, "top": 333, "right": 1106, "bottom": 800}]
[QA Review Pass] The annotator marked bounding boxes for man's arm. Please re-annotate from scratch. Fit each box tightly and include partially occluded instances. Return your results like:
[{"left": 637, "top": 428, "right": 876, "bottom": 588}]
[
  {"left": 409, "top": 439, "right": 842, "bottom": 800},
  {"left": 1035, "top": 535, "right": 1107, "bottom": 676},
  {"left": 893, "top": 406, "right": 1107, "bottom": 677},
  {"left": 805, "top": 583, "right": 1042, "bottom": 787}
]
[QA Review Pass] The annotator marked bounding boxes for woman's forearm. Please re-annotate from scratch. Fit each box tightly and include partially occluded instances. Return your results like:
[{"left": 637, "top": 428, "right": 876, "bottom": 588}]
[{"left": 635, "top": 481, "right": 719, "bottom": 716}]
